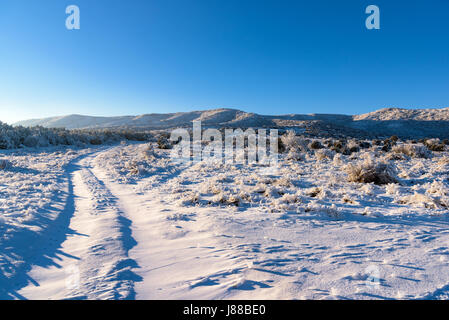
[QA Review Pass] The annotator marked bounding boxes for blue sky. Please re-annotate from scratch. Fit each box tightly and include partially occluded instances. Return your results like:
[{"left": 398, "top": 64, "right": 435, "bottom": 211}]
[{"left": 0, "top": 0, "right": 448, "bottom": 124}]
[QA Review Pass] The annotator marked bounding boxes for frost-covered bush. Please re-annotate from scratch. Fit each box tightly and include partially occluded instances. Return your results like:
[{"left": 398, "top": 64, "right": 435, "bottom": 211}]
[
  {"left": 280, "top": 131, "right": 307, "bottom": 152},
  {"left": 286, "top": 149, "right": 304, "bottom": 161},
  {"left": 0, "top": 121, "right": 150, "bottom": 150},
  {"left": 425, "top": 139, "right": 445, "bottom": 152},
  {"left": 359, "top": 141, "right": 372, "bottom": 149},
  {"left": 346, "top": 140, "right": 360, "bottom": 153},
  {"left": 125, "top": 160, "right": 147, "bottom": 176},
  {"left": 0, "top": 159, "right": 11, "bottom": 170},
  {"left": 398, "top": 193, "right": 444, "bottom": 209},
  {"left": 315, "top": 149, "right": 335, "bottom": 161},
  {"left": 212, "top": 192, "right": 240, "bottom": 206},
  {"left": 345, "top": 157, "right": 398, "bottom": 185},
  {"left": 309, "top": 140, "right": 323, "bottom": 150},
  {"left": 333, "top": 153, "right": 343, "bottom": 166},
  {"left": 157, "top": 135, "right": 172, "bottom": 149},
  {"left": 330, "top": 140, "right": 352, "bottom": 155},
  {"left": 142, "top": 144, "right": 157, "bottom": 160},
  {"left": 385, "top": 183, "right": 400, "bottom": 195},
  {"left": 382, "top": 136, "right": 399, "bottom": 152},
  {"left": 438, "top": 156, "right": 449, "bottom": 166},
  {"left": 392, "top": 144, "right": 431, "bottom": 159}
]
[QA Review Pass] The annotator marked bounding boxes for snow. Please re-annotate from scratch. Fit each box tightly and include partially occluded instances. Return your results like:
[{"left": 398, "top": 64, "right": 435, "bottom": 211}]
[{"left": 2, "top": 136, "right": 448, "bottom": 300}]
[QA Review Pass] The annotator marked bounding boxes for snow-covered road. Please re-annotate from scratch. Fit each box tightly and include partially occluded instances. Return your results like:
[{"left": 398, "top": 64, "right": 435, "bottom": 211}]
[
  {"left": 16, "top": 150, "right": 242, "bottom": 299},
  {"left": 18, "top": 152, "right": 139, "bottom": 299}
]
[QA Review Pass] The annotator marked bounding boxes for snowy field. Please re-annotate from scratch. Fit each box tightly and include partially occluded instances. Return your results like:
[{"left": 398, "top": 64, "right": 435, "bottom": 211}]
[{"left": 1, "top": 136, "right": 449, "bottom": 300}]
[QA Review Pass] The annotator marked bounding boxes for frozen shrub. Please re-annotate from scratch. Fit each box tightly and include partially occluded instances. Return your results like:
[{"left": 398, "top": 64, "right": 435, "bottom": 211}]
[
  {"left": 264, "top": 186, "right": 282, "bottom": 198},
  {"left": 438, "top": 156, "right": 449, "bottom": 166},
  {"left": 286, "top": 149, "right": 304, "bottom": 161},
  {"left": 181, "top": 192, "right": 200, "bottom": 206},
  {"left": 90, "top": 138, "right": 103, "bottom": 145},
  {"left": 142, "top": 144, "right": 157, "bottom": 160},
  {"left": 333, "top": 153, "right": 343, "bottom": 166},
  {"left": 385, "top": 183, "right": 400, "bottom": 195},
  {"left": 0, "top": 159, "right": 11, "bottom": 170},
  {"left": 274, "top": 177, "right": 292, "bottom": 187},
  {"left": 385, "top": 151, "right": 407, "bottom": 161},
  {"left": 390, "top": 135, "right": 399, "bottom": 143},
  {"left": 315, "top": 149, "right": 335, "bottom": 161},
  {"left": 382, "top": 136, "right": 399, "bottom": 152},
  {"left": 341, "top": 194, "right": 359, "bottom": 205},
  {"left": 212, "top": 192, "right": 240, "bottom": 206},
  {"left": 305, "top": 187, "right": 321, "bottom": 198},
  {"left": 426, "top": 180, "right": 448, "bottom": 196},
  {"left": 280, "top": 131, "right": 302, "bottom": 152},
  {"left": 333, "top": 140, "right": 344, "bottom": 149},
  {"left": 277, "top": 137, "right": 286, "bottom": 153},
  {"left": 305, "top": 203, "right": 342, "bottom": 218},
  {"left": 253, "top": 183, "right": 267, "bottom": 194},
  {"left": 360, "top": 183, "right": 375, "bottom": 195},
  {"left": 399, "top": 193, "right": 442, "bottom": 209},
  {"left": 157, "top": 136, "right": 172, "bottom": 149},
  {"left": 324, "top": 139, "right": 334, "bottom": 148},
  {"left": 359, "top": 141, "right": 372, "bottom": 149},
  {"left": 331, "top": 140, "right": 351, "bottom": 155},
  {"left": 425, "top": 139, "right": 445, "bottom": 152},
  {"left": 277, "top": 193, "right": 299, "bottom": 204},
  {"left": 347, "top": 140, "right": 360, "bottom": 153},
  {"left": 24, "top": 135, "right": 50, "bottom": 147},
  {"left": 345, "top": 156, "right": 398, "bottom": 185},
  {"left": 125, "top": 160, "right": 147, "bottom": 176},
  {"left": 309, "top": 140, "right": 323, "bottom": 150},
  {"left": 392, "top": 144, "right": 431, "bottom": 159}
]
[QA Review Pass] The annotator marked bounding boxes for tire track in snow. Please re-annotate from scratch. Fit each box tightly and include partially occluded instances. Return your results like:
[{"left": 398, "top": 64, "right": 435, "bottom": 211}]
[{"left": 18, "top": 152, "right": 142, "bottom": 300}]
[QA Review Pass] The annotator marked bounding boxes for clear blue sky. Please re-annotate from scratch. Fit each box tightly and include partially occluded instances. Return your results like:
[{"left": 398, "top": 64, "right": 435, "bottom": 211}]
[{"left": 0, "top": 0, "right": 448, "bottom": 124}]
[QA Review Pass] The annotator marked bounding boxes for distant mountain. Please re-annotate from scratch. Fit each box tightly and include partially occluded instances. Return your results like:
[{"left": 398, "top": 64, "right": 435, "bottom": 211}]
[
  {"left": 13, "top": 114, "right": 136, "bottom": 129},
  {"left": 13, "top": 109, "right": 253, "bottom": 130},
  {"left": 354, "top": 107, "right": 449, "bottom": 121},
  {"left": 12, "top": 107, "right": 449, "bottom": 139}
]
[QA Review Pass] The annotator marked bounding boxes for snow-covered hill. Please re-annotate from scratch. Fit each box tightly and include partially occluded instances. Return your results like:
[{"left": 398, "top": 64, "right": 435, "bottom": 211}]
[
  {"left": 12, "top": 107, "right": 449, "bottom": 139},
  {"left": 354, "top": 107, "right": 449, "bottom": 121},
  {"left": 13, "top": 109, "right": 251, "bottom": 130}
]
